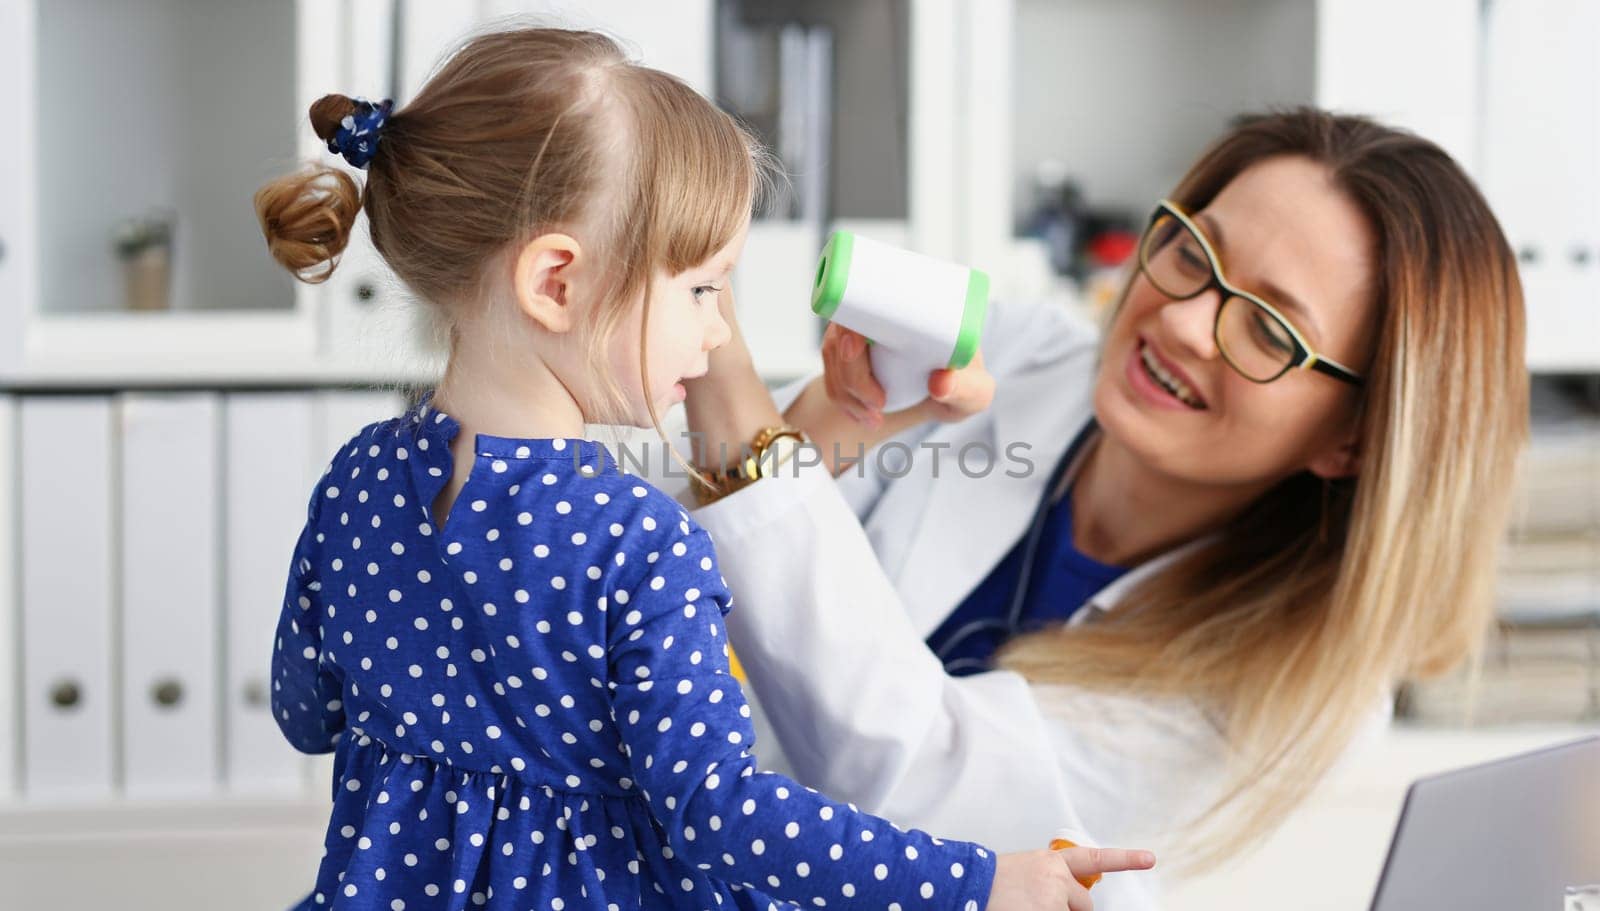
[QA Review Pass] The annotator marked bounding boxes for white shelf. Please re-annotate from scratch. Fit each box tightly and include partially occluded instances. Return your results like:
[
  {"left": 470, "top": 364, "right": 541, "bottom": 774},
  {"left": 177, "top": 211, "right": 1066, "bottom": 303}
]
[
  {"left": 0, "top": 794, "right": 327, "bottom": 842},
  {"left": 0, "top": 357, "right": 432, "bottom": 391}
]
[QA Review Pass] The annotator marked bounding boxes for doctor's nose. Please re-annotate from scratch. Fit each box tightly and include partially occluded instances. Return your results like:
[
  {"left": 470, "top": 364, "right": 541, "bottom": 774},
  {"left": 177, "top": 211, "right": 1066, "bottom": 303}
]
[{"left": 1159, "top": 291, "right": 1222, "bottom": 361}]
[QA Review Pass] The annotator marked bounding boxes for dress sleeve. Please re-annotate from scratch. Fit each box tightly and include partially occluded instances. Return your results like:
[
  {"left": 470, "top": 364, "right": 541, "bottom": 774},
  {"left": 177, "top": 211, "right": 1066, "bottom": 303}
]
[
  {"left": 605, "top": 501, "right": 997, "bottom": 910},
  {"left": 270, "top": 471, "right": 348, "bottom": 754}
]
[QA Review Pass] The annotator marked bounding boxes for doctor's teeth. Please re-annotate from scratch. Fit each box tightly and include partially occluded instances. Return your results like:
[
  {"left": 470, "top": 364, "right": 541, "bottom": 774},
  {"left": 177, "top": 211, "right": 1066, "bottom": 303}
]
[{"left": 1140, "top": 345, "right": 1202, "bottom": 407}]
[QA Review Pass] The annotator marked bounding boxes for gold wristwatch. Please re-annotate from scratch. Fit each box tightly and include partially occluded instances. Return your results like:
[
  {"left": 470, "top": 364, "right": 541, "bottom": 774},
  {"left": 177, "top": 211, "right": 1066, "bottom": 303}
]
[{"left": 692, "top": 425, "right": 808, "bottom": 506}]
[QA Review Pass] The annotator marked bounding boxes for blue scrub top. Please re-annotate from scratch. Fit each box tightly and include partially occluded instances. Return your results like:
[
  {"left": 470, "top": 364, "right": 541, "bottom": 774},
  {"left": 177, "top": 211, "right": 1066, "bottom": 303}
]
[{"left": 926, "top": 487, "right": 1127, "bottom": 676}]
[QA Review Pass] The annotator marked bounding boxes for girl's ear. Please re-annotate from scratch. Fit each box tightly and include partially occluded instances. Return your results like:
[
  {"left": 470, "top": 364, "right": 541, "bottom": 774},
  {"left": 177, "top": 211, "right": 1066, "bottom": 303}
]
[{"left": 513, "top": 233, "right": 583, "bottom": 333}]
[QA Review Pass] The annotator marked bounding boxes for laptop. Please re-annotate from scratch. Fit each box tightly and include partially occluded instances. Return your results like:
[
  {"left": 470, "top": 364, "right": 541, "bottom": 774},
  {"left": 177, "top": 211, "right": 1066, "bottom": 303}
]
[{"left": 1369, "top": 735, "right": 1600, "bottom": 910}]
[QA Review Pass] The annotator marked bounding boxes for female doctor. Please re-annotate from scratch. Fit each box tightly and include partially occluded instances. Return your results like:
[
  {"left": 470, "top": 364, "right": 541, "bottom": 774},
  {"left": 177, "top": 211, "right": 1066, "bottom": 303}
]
[{"left": 680, "top": 108, "right": 1528, "bottom": 907}]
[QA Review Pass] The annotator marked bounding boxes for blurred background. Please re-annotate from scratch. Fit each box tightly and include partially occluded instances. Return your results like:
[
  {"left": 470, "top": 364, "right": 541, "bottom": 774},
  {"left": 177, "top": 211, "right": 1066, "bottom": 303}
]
[{"left": 0, "top": 1, "right": 1595, "bottom": 908}]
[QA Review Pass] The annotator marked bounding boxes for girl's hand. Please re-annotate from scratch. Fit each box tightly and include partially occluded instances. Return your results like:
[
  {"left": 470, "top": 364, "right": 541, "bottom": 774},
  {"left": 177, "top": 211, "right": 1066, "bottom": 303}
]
[
  {"left": 986, "top": 846, "right": 1155, "bottom": 911},
  {"left": 820, "top": 323, "right": 996, "bottom": 428}
]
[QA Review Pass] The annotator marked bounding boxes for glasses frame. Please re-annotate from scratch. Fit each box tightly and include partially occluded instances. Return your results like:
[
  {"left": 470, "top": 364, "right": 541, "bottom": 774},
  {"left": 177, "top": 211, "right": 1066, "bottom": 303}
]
[{"left": 1138, "top": 199, "right": 1364, "bottom": 387}]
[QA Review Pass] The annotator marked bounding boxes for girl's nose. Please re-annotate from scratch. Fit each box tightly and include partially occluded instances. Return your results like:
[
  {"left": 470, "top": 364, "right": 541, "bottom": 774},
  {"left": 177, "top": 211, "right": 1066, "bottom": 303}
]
[{"left": 704, "top": 306, "right": 732, "bottom": 351}]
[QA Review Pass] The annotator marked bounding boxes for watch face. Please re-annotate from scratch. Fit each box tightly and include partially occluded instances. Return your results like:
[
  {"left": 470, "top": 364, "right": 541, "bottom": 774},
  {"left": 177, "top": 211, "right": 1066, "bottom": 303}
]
[{"left": 754, "top": 434, "right": 803, "bottom": 478}]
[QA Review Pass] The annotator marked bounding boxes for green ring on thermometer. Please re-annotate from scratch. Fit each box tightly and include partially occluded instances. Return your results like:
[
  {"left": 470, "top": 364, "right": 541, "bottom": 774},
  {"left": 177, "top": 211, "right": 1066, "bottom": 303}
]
[{"left": 810, "top": 230, "right": 989, "bottom": 369}]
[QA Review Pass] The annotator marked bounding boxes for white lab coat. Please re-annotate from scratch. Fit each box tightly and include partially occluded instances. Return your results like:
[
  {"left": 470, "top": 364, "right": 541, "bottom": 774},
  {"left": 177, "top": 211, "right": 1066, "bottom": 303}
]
[{"left": 683, "top": 300, "right": 1235, "bottom": 910}]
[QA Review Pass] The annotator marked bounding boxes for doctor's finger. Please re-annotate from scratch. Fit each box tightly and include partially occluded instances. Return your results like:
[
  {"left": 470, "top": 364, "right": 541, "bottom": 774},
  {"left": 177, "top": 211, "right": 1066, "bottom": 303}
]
[{"left": 822, "top": 326, "right": 886, "bottom": 415}]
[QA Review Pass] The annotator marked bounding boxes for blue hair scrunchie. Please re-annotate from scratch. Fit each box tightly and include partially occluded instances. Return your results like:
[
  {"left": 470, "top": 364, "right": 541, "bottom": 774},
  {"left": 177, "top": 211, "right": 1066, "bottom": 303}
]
[{"left": 328, "top": 97, "right": 393, "bottom": 169}]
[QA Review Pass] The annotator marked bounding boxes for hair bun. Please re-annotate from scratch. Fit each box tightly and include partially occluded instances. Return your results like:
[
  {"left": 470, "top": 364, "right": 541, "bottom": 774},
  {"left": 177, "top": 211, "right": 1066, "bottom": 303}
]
[
  {"left": 311, "top": 94, "right": 394, "bottom": 169},
  {"left": 309, "top": 94, "right": 359, "bottom": 143}
]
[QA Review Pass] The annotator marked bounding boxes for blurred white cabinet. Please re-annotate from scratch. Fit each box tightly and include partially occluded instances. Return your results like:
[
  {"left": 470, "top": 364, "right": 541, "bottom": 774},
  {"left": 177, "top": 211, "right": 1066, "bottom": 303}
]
[
  {"left": 0, "top": 386, "right": 406, "bottom": 808},
  {"left": 1013, "top": 0, "right": 1480, "bottom": 215},
  {"left": 1480, "top": 0, "right": 1600, "bottom": 372},
  {"left": 119, "top": 394, "right": 223, "bottom": 799},
  {"left": 1013, "top": 0, "right": 1598, "bottom": 370},
  {"left": 1, "top": 0, "right": 1015, "bottom": 387},
  {"left": 0, "top": 0, "right": 450, "bottom": 386},
  {"left": 18, "top": 397, "right": 117, "bottom": 801},
  {"left": 0, "top": 0, "right": 333, "bottom": 377}
]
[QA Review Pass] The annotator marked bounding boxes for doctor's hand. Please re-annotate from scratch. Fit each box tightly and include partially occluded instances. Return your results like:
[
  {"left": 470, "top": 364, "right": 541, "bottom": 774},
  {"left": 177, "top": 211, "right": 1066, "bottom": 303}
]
[
  {"left": 784, "top": 323, "right": 996, "bottom": 475},
  {"left": 987, "top": 846, "right": 1156, "bottom": 911},
  {"left": 819, "top": 323, "right": 996, "bottom": 428}
]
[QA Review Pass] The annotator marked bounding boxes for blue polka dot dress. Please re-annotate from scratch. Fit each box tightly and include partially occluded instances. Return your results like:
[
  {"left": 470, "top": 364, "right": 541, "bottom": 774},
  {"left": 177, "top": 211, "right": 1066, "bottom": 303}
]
[{"left": 272, "top": 395, "right": 997, "bottom": 910}]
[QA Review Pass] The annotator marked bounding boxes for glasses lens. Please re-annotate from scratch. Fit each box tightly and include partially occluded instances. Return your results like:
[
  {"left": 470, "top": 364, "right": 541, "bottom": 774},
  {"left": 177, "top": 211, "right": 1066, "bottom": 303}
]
[
  {"left": 1140, "top": 213, "right": 1214, "bottom": 299},
  {"left": 1217, "top": 295, "right": 1297, "bottom": 381}
]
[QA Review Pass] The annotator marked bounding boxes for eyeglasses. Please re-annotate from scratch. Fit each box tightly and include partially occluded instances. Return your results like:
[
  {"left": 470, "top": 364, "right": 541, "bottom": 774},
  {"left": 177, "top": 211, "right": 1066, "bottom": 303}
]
[{"left": 1137, "top": 199, "right": 1363, "bottom": 386}]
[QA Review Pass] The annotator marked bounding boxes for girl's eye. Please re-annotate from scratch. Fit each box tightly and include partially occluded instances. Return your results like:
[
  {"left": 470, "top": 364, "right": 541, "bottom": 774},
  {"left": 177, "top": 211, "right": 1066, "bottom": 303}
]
[{"left": 692, "top": 284, "right": 722, "bottom": 301}]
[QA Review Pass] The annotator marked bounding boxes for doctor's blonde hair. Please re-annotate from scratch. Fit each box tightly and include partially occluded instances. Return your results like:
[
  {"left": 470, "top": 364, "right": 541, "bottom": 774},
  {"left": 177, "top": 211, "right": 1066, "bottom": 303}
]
[
  {"left": 999, "top": 109, "right": 1527, "bottom": 868},
  {"left": 254, "top": 26, "right": 769, "bottom": 428}
]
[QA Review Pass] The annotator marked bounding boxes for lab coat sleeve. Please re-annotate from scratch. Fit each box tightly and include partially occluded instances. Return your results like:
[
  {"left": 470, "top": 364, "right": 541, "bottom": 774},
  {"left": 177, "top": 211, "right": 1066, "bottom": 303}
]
[{"left": 692, "top": 463, "right": 1089, "bottom": 855}]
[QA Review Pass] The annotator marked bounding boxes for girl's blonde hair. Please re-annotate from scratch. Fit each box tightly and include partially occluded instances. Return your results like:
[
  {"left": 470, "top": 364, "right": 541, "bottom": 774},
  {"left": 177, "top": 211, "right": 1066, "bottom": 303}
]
[
  {"left": 253, "top": 26, "right": 771, "bottom": 426},
  {"left": 1000, "top": 108, "right": 1528, "bottom": 868}
]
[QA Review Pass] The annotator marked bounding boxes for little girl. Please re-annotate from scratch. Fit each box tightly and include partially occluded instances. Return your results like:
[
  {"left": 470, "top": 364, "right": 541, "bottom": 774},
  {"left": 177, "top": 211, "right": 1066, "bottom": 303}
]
[{"left": 256, "top": 26, "right": 1146, "bottom": 911}]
